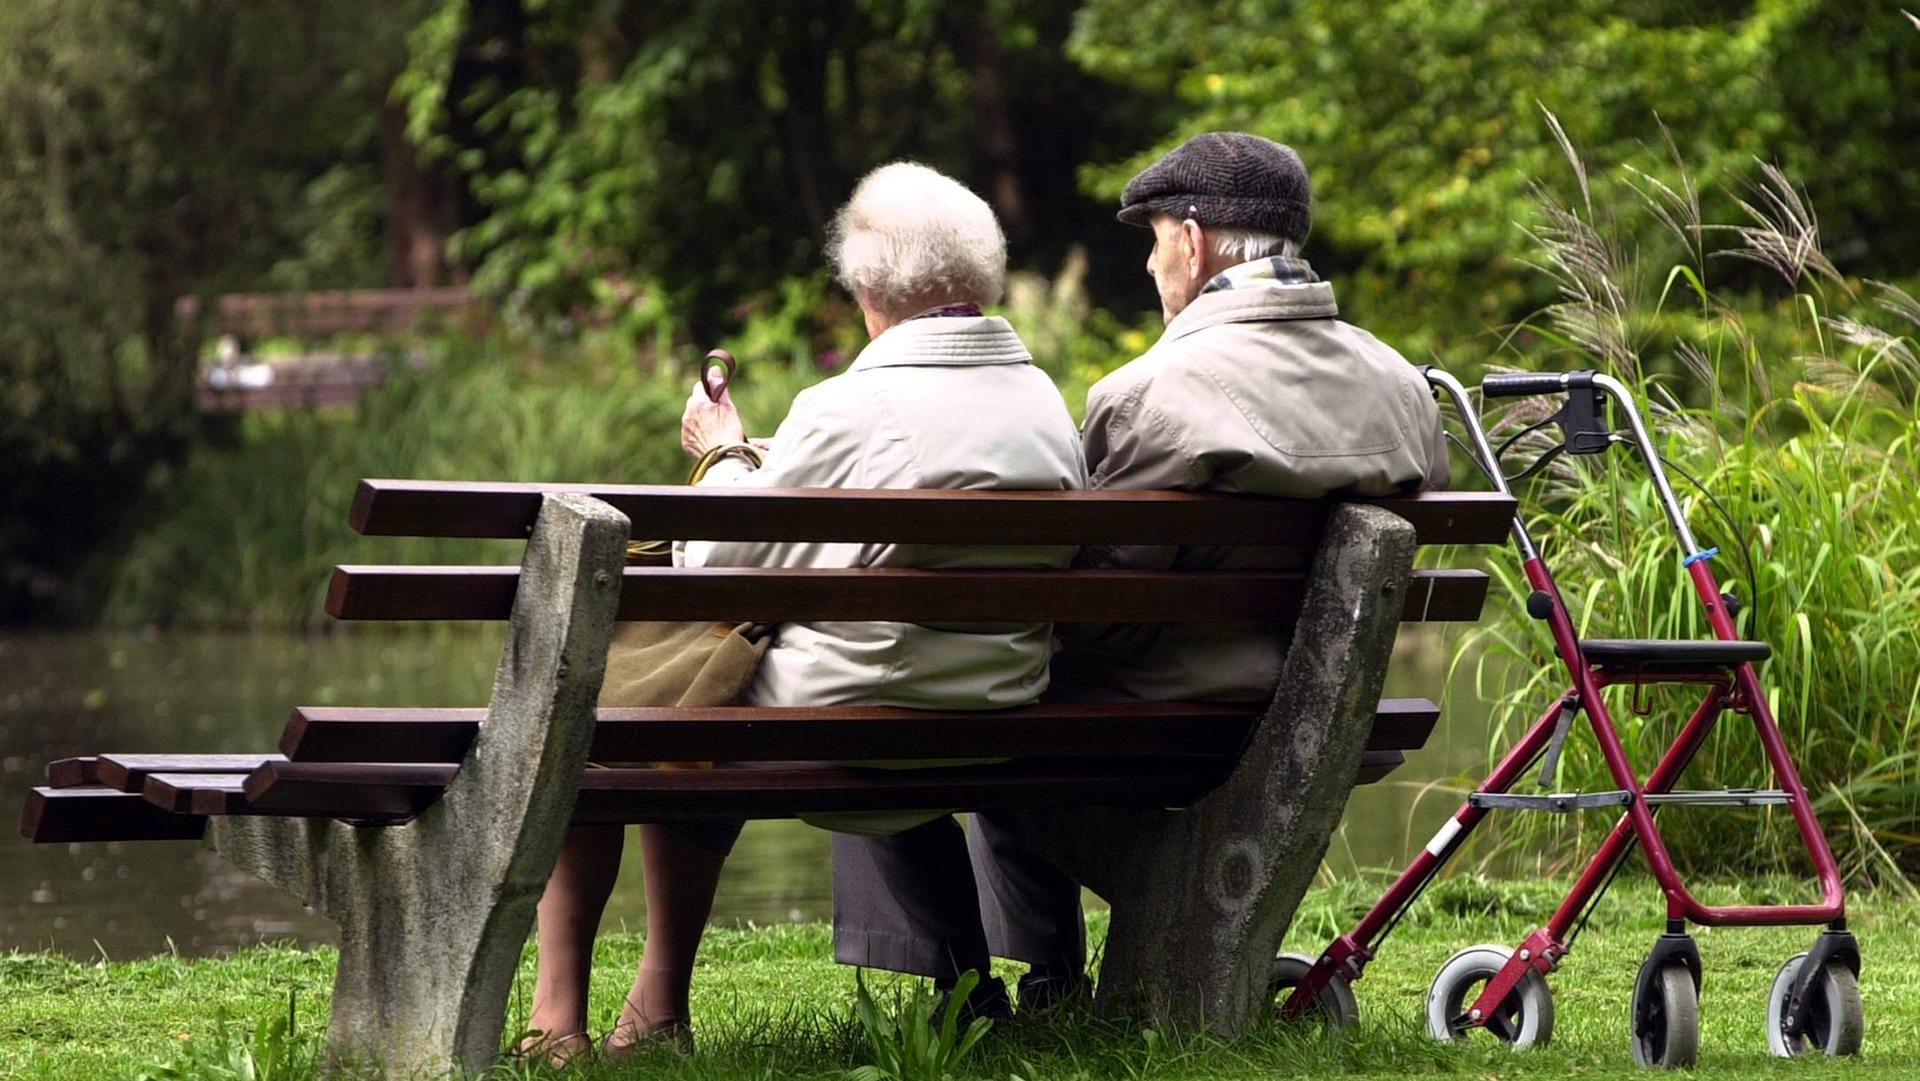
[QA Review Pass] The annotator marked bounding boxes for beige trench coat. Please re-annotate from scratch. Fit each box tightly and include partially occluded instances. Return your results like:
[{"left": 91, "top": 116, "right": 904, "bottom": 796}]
[
  {"left": 680, "top": 314, "right": 1088, "bottom": 711},
  {"left": 1064, "top": 276, "right": 1448, "bottom": 703}
]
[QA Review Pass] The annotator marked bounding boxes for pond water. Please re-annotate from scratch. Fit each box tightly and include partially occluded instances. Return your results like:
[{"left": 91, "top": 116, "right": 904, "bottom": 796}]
[{"left": 0, "top": 627, "right": 1495, "bottom": 960}]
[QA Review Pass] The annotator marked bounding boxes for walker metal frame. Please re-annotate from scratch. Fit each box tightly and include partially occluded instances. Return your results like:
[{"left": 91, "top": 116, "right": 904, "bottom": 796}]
[{"left": 1274, "top": 368, "right": 1860, "bottom": 1066}]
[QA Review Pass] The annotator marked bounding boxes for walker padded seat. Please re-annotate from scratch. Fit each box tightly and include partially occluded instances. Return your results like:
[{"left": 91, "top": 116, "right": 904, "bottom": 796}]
[{"left": 1579, "top": 638, "right": 1771, "bottom": 667}]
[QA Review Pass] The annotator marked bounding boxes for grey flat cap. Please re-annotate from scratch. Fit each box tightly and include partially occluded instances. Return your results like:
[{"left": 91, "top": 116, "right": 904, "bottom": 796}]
[{"left": 1117, "top": 132, "right": 1311, "bottom": 242}]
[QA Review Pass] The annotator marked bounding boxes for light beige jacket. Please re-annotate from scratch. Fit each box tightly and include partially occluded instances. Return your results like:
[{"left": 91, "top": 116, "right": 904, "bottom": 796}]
[
  {"left": 681, "top": 314, "right": 1087, "bottom": 711},
  {"left": 1063, "top": 275, "right": 1448, "bottom": 703}
]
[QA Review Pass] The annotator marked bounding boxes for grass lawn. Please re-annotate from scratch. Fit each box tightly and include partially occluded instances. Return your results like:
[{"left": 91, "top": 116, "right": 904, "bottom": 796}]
[{"left": 2, "top": 874, "right": 1914, "bottom": 1079}]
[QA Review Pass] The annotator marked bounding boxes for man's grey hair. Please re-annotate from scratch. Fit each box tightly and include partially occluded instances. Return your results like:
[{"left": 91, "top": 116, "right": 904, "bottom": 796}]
[
  {"left": 828, "top": 162, "right": 1007, "bottom": 319},
  {"left": 1208, "top": 227, "right": 1299, "bottom": 266}
]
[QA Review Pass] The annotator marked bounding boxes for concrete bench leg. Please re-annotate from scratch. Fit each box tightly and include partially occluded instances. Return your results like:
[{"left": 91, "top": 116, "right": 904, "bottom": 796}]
[
  {"left": 210, "top": 493, "right": 628, "bottom": 1078},
  {"left": 999, "top": 503, "right": 1417, "bottom": 1036}
]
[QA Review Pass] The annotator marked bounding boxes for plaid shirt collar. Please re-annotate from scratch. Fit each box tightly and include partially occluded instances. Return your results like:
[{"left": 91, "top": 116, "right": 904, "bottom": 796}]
[{"left": 1200, "top": 255, "right": 1319, "bottom": 296}]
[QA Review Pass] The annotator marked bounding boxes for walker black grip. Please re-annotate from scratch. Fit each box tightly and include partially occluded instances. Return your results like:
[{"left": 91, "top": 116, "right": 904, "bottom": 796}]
[{"left": 1482, "top": 371, "right": 1587, "bottom": 398}]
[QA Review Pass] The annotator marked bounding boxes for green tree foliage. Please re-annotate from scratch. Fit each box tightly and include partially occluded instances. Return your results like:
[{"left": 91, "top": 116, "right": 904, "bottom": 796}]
[
  {"left": 394, "top": 0, "right": 1165, "bottom": 338},
  {"left": 0, "top": 0, "right": 419, "bottom": 617},
  {"left": 1068, "top": 0, "right": 1920, "bottom": 366}
]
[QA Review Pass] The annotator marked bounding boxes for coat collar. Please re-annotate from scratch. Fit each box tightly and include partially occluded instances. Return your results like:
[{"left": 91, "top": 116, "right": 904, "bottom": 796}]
[
  {"left": 847, "top": 314, "right": 1034, "bottom": 371},
  {"left": 1161, "top": 279, "right": 1340, "bottom": 344}
]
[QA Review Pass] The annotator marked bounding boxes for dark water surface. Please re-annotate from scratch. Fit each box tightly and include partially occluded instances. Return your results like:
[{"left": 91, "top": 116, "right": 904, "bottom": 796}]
[{"left": 1, "top": 628, "right": 1492, "bottom": 959}]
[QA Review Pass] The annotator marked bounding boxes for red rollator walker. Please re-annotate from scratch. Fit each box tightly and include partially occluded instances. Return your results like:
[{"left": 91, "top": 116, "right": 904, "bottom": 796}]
[{"left": 1271, "top": 368, "right": 1862, "bottom": 1068}]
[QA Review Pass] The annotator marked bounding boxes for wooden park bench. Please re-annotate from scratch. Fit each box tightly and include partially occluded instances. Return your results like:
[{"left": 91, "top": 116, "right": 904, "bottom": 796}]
[
  {"left": 181, "top": 288, "right": 479, "bottom": 412},
  {"left": 21, "top": 479, "right": 1512, "bottom": 1077}
]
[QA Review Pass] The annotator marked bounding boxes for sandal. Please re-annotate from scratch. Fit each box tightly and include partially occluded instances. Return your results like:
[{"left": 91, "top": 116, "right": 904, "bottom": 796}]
[
  {"left": 513, "top": 1029, "right": 593, "bottom": 1067},
  {"left": 601, "top": 1018, "right": 695, "bottom": 1060}
]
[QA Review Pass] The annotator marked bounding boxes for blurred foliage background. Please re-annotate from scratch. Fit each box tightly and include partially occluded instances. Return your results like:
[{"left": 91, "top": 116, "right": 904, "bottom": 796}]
[
  {"left": 4, "top": 0, "right": 1916, "bottom": 619},
  {"left": 2, "top": 1, "right": 1916, "bottom": 868}
]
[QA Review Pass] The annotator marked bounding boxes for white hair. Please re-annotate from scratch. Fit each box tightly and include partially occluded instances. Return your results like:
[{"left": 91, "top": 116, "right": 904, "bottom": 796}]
[
  {"left": 828, "top": 162, "right": 1007, "bottom": 319},
  {"left": 1208, "top": 227, "right": 1299, "bottom": 266}
]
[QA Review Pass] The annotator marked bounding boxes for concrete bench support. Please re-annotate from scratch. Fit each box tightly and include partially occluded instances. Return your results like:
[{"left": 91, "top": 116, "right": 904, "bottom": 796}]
[
  {"left": 996, "top": 503, "right": 1418, "bottom": 1035},
  {"left": 208, "top": 494, "right": 627, "bottom": 1077}
]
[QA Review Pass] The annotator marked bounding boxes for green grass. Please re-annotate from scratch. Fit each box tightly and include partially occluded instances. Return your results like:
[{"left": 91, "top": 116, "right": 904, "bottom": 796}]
[{"left": 3, "top": 876, "right": 1915, "bottom": 1080}]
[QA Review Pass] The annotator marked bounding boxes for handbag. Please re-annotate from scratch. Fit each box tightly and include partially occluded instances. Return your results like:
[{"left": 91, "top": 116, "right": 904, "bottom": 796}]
[{"left": 598, "top": 350, "right": 771, "bottom": 765}]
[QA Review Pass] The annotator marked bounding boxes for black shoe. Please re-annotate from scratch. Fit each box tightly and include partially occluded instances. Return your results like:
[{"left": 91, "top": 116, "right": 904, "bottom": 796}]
[
  {"left": 1015, "top": 968, "right": 1092, "bottom": 1018},
  {"left": 936, "top": 974, "right": 1013, "bottom": 1025}
]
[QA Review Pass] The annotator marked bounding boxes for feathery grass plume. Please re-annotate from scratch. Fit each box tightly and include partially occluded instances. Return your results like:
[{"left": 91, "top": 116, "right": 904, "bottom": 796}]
[
  {"left": 1714, "top": 160, "right": 1847, "bottom": 292},
  {"left": 1519, "top": 106, "right": 1643, "bottom": 387}
]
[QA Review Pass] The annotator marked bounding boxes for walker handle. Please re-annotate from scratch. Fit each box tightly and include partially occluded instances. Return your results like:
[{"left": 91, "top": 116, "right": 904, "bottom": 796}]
[{"left": 1482, "top": 370, "right": 1595, "bottom": 398}]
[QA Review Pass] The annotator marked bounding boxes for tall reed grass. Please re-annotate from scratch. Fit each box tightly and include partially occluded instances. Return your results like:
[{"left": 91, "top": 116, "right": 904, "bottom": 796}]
[{"left": 1455, "top": 117, "right": 1920, "bottom": 879}]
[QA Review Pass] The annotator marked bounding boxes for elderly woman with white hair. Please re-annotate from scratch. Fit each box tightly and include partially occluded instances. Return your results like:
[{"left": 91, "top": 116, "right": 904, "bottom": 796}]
[{"left": 523, "top": 162, "right": 1086, "bottom": 1059}]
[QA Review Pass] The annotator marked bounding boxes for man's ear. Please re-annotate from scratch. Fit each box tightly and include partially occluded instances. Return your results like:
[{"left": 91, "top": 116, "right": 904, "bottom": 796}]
[{"left": 1181, "top": 219, "right": 1207, "bottom": 278}]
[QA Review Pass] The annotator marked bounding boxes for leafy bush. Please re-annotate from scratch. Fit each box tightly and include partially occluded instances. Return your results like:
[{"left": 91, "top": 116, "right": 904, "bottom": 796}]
[{"left": 1068, "top": 0, "right": 1920, "bottom": 369}]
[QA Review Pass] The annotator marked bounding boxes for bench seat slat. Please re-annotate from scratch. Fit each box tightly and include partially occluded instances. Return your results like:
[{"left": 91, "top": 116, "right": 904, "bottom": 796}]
[
  {"left": 46, "top": 757, "right": 102, "bottom": 789},
  {"left": 230, "top": 748, "right": 1408, "bottom": 826},
  {"left": 326, "top": 566, "right": 1487, "bottom": 624},
  {"left": 19, "top": 786, "right": 207, "bottom": 843},
  {"left": 349, "top": 481, "right": 1514, "bottom": 546},
  {"left": 281, "top": 699, "right": 1440, "bottom": 764},
  {"left": 233, "top": 760, "right": 1233, "bottom": 823},
  {"left": 143, "top": 773, "right": 252, "bottom": 814},
  {"left": 98, "top": 754, "right": 287, "bottom": 792},
  {"left": 1354, "top": 749, "right": 1404, "bottom": 786}
]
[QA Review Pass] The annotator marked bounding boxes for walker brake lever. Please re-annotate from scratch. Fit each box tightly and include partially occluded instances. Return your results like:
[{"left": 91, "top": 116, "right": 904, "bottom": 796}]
[{"left": 1549, "top": 383, "right": 1612, "bottom": 455}]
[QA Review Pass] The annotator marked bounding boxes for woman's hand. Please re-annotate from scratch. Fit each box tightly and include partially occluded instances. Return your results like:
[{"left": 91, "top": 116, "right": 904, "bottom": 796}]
[{"left": 681, "top": 382, "right": 746, "bottom": 457}]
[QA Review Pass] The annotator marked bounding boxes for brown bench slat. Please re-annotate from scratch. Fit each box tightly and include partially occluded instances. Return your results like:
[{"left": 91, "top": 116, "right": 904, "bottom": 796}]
[
  {"left": 326, "top": 565, "right": 1487, "bottom": 624},
  {"left": 46, "top": 757, "right": 102, "bottom": 788},
  {"left": 98, "top": 754, "right": 287, "bottom": 792},
  {"left": 568, "top": 761, "right": 1232, "bottom": 821},
  {"left": 19, "top": 786, "right": 207, "bottom": 843},
  {"left": 1368, "top": 698, "right": 1441, "bottom": 751},
  {"left": 283, "top": 703, "right": 1254, "bottom": 763},
  {"left": 282, "top": 698, "right": 1440, "bottom": 764},
  {"left": 1354, "top": 749, "right": 1404, "bottom": 786},
  {"left": 242, "top": 762, "right": 456, "bottom": 820},
  {"left": 230, "top": 761, "right": 1228, "bottom": 824},
  {"left": 177, "top": 287, "right": 473, "bottom": 338},
  {"left": 279, "top": 707, "right": 489, "bottom": 761},
  {"left": 144, "top": 773, "right": 252, "bottom": 814},
  {"left": 349, "top": 481, "right": 1514, "bottom": 546}
]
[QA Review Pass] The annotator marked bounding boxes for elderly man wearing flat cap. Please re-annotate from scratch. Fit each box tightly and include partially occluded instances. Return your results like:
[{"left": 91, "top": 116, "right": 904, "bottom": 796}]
[{"left": 832, "top": 133, "right": 1450, "bottom": 1015}]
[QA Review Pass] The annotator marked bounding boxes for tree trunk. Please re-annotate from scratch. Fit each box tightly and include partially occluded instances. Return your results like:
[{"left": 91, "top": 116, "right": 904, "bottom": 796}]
[{"left": 379, "top": 89, "right": 465, "bottom": 288}]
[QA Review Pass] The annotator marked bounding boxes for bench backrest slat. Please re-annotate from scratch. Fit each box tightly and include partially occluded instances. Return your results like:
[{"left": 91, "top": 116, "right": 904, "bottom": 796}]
[
  {"left": 349, "top": 480, "right": 1514, "bottom": 546},
  {"left": 326, "top": 565, "right": 1488, "bottom": 623}
]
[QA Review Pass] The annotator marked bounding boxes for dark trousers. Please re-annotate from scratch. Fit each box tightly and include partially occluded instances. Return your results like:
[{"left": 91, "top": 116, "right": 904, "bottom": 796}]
[{"left": 831, "top": 812, "right": 1085, "bottom": 979}]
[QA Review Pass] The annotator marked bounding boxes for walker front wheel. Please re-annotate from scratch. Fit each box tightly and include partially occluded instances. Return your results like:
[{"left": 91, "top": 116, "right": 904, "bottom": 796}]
[
  {"left": 1630, "top": 962, "right": 1699, "bottom": 1068},
  {"left": 1767, "top": 953, "right": 1863, "bottom": 1057},
  {"left": 1424, "top": 945, "right": 1554, "bottom": 1048},
  {"left": 1269, "top": 952, "right": 1359, "bottom": 1030}
]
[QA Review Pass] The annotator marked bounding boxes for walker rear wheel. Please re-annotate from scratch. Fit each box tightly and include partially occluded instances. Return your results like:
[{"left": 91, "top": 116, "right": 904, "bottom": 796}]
[
  {"left": 1424, "top": 945, "right": 1554, "bottom": 1048},
  {"left": 1630, "top": 962, "right": 1699, "bottom": 1068},
  {"left": 1767, "top": 953, "right": 1863, "bottom": 1057},
  {"left": 1269, "top": 952, "right": 1359, "bottom": 1030}
]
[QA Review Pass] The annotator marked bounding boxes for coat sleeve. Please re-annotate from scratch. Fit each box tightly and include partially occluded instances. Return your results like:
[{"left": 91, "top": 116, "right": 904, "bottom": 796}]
[
  {"left": 678, "top": 385, "right": 870, "bottom": 568},
  {"left": 1077, "top": 380, "right": 1192, "bottom": 572}
]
